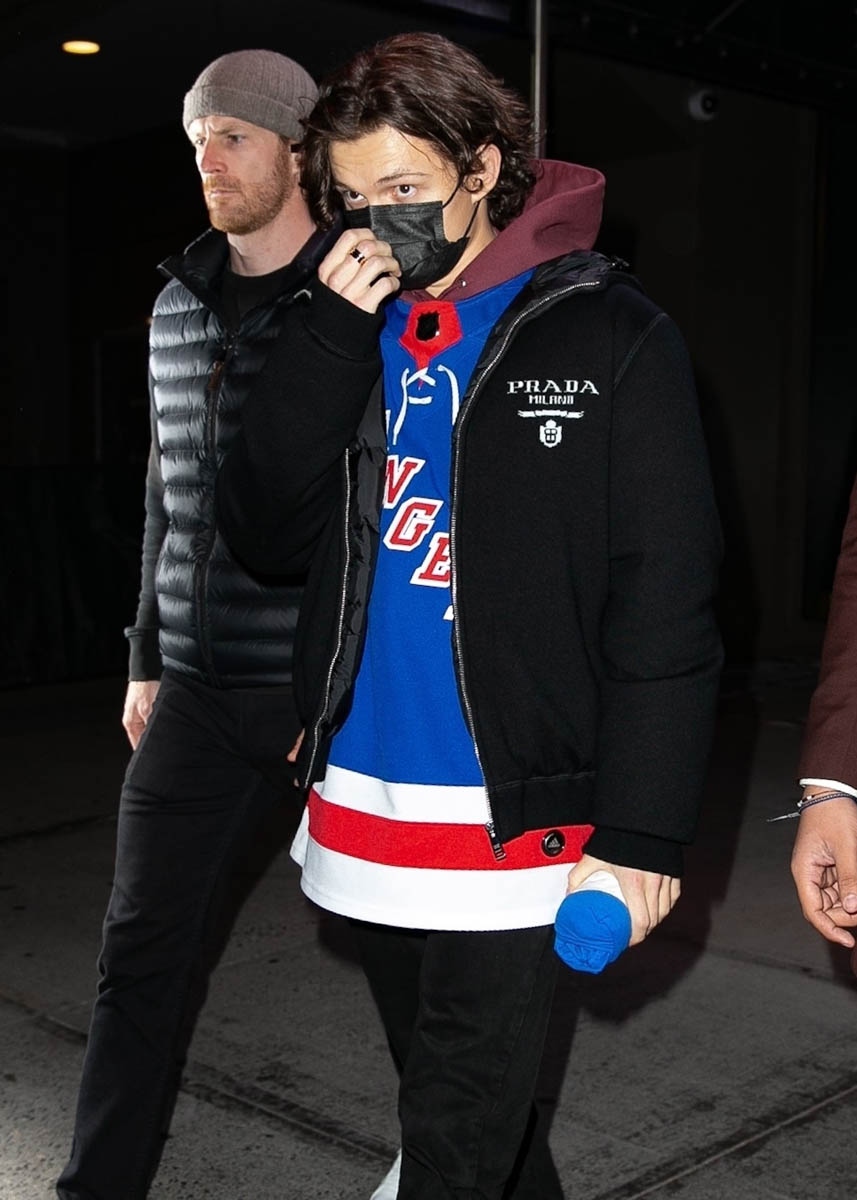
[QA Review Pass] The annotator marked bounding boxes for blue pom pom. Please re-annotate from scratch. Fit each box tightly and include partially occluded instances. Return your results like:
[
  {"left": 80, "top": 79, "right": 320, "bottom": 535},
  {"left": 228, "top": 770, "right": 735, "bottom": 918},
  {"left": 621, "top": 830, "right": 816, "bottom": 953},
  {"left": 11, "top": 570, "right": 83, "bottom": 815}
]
[{"left": 554, "top": 891, "right": 632, "bottom": 974}]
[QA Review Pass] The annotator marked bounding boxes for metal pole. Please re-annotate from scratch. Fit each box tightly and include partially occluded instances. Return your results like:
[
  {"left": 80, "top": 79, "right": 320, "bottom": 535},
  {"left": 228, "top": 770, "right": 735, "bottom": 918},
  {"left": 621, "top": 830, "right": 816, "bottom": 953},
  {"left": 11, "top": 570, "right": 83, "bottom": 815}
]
[
  {"left": 705, "top": 0, "right": 749, "bottom": 34},
  {"left": 531, "top": 0, "right": 547, "bottom": 157}
]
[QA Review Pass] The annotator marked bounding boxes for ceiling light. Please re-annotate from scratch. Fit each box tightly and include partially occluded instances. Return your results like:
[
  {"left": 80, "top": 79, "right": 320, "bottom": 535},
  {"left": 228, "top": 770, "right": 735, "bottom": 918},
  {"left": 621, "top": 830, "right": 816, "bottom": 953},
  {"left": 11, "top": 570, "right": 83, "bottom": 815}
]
[{"left": 62, "top": 40, "right": 100, "bottom": 55}]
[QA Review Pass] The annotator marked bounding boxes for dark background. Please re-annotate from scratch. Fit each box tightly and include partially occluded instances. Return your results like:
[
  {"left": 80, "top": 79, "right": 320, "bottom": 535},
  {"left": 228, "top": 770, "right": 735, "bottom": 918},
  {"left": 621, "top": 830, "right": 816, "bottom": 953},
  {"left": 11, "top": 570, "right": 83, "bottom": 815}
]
[{"left": 1, "top": 0, "right": 855, "bottom": 687}]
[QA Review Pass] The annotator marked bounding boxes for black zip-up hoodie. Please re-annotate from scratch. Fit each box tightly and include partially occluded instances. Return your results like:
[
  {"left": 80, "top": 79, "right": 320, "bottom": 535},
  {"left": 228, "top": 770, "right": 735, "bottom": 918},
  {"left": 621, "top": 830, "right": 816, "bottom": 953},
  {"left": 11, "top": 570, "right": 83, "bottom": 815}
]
[{"left": 217, "top": 162, "right": 722, "bottom": 876}]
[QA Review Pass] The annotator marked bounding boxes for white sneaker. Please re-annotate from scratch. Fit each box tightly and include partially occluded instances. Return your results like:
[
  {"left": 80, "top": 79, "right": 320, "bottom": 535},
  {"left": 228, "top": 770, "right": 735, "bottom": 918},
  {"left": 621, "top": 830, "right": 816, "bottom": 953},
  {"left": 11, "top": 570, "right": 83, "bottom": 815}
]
[{"left": 370, "top": 1149, "right": 402, "bottom": 1200}]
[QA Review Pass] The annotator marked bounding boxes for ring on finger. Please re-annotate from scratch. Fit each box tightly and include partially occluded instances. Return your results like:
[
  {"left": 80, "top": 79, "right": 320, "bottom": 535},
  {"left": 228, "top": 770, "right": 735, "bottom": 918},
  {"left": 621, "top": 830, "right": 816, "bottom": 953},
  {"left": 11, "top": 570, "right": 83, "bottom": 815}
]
[{"left": 350, "top": 247, "right": 367, "bottom": 265}]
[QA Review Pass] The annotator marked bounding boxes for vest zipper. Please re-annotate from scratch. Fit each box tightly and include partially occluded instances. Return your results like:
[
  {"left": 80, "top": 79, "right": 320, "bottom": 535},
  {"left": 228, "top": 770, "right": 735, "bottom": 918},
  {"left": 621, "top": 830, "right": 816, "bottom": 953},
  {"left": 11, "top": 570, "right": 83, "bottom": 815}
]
[
  {"left": 449, "top": 278, "right": 602, "bottom": 860},
  {"left": 196, "top": 331, "right": 237, "bottom": 683}
]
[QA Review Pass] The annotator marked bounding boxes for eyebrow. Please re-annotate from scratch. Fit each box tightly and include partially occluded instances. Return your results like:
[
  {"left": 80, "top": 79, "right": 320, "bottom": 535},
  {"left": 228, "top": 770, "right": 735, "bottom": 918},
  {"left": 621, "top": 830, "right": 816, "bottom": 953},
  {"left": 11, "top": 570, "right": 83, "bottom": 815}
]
[
  {"left": 190, "top": 122, "right": 248, "bottom": 137},
  {"left": 376, "top": 169, "right": 431, "bottom": 184},
  {"left": 333, "top": 169, "right": 432, "bottom": 189}
]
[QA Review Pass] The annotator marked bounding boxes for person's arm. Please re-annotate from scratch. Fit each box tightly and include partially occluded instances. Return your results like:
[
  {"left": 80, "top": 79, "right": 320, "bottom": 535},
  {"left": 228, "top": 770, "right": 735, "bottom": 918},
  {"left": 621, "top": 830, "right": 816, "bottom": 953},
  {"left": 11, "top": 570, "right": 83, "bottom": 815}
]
[
  {"left": 216, "top": 229, "right": 399, "bottom": 574},
  {"left": 122, "top": 380, "right": 166, "bottom": 747},
  {"left": 798, "top": 473, "right": 857, "bottom": 789},
  {"left": 792, "top": 477, "right": 857, "bottom": 943},
  {"left": 575, "top": 301, "right": 722, "bottom": 938}
]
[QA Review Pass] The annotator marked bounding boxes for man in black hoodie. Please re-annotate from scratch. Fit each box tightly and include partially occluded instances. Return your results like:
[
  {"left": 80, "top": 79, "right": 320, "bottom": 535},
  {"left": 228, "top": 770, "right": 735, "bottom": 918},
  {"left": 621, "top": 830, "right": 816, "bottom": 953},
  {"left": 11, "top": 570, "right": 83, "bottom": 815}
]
[{"left": 218, "top": 32, "right": 722, "bottom": 1199}]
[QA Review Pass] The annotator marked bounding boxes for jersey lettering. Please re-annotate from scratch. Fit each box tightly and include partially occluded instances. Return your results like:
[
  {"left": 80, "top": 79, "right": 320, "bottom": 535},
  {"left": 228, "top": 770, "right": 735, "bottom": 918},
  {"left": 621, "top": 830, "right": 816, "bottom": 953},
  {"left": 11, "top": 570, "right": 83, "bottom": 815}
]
[
  {"left": 384, "top": 498, "right": 443, "bottom": 550},
  {"left": 410, "top": 533, "right": 451, "bottom": 587},
  {"left": 384, "top": 455, "right": 425, "bottom": 508}
]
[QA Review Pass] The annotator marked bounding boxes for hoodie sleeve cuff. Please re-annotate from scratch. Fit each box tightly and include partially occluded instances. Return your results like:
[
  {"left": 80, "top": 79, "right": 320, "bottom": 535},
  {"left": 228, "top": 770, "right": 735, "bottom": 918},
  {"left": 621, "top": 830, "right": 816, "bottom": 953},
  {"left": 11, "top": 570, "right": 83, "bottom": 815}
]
[
  {"left": 304, "top": 281, "right": 386, "bottom": 361},
  {"left": 125, "top": 626, "right": 163, "bottom": 682},
  {"left": 584, "top": 826, "right": 684, "bottom": 878}
]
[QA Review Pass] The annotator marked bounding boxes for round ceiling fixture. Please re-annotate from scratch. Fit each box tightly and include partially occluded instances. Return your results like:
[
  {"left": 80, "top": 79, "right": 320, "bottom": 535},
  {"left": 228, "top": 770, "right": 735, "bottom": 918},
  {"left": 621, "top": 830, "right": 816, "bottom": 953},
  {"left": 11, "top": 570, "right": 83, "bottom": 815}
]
[{"left": 62, "top": 40, "right": 101, "bottom": 55}]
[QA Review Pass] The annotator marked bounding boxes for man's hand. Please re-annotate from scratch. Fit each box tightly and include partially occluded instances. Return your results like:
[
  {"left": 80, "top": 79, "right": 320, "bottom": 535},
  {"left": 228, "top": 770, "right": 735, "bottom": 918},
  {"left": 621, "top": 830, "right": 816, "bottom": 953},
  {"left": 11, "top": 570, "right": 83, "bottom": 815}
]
[
  {"left": 566, "top": 853, "right": 681, "bottom": 946},
  {"left": 317, "top": 228, "right": 401, "bottom": 313},
  {"left": 122, "top": 680, "right": 160, "bottom": 750},
  {"left": 287, "top": 729, "right": 304, "bottom": 764},
  {"left": 791, "top": 793, "right": 857, "bottom": 948}
]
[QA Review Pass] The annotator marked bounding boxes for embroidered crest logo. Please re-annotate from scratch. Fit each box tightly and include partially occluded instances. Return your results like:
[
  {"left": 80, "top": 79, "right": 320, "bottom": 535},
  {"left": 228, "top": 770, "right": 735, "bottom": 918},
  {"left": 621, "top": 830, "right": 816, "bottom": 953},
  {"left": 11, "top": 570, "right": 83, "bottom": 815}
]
[
  {"left": 539, "top": 419, "right": 562, "bottom": 448},
  {"left": 508, "top": 377, "right": 598, "bottom": 446}
]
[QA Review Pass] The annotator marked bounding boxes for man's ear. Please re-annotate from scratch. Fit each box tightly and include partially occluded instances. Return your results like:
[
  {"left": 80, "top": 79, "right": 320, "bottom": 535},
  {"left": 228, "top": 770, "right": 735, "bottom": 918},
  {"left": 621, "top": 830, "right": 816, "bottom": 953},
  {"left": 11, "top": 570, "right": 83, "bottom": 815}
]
[
  {"left": 290, "top": 145, "right": 307, "bottom": 189},
  {"left": 467, "top": 142, "right": 502, "bottom": 200}
]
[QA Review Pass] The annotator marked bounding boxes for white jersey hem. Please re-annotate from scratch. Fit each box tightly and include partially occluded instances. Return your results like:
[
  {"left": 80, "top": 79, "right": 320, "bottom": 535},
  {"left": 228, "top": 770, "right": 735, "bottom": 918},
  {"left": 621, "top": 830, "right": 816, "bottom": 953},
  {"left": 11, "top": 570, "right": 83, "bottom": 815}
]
[
  {"left": 291, "top": 813, "right": 571, "bottom": 932},
  {"left": 298, "top": 873, "right": 557, "bottom": 932}
]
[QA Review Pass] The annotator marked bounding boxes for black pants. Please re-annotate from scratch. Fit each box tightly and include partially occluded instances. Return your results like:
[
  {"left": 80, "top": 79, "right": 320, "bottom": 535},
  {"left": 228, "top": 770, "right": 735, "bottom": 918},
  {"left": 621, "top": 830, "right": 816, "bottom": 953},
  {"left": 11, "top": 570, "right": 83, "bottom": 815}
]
[
  {"left": 353, "top": 921, "right": 565, "bottom": 1200},
  {"left": 57, "top": 670, "right": 300, "bottom": 1200}
]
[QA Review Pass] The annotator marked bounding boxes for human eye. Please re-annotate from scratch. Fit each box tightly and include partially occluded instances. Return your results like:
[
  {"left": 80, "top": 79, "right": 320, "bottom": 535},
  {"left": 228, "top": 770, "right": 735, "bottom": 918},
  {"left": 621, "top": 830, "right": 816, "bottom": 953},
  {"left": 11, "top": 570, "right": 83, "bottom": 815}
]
[
  {"left": 227, "top": 133, "right": 245, "bottom": 144},
  {"left": 394, "top": 184, "right": 416, "bottom": 199},
  {"left": 341, "top": 189, "right": 367, "bottom": 208}
]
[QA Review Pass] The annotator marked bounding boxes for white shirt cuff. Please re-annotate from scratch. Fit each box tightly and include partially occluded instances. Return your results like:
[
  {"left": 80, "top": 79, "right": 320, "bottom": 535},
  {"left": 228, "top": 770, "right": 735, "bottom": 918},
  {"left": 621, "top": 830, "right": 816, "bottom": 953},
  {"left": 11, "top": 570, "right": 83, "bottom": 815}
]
[{"left": 799, "top": 777, "right": 857, "bottom": 800}]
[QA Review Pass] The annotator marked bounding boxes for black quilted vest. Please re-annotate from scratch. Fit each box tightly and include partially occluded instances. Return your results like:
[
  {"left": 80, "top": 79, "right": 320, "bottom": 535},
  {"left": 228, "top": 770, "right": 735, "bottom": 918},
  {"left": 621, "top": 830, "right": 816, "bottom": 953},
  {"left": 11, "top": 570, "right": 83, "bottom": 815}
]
[{"left": 148, "top": 229, "right": 316, "bottom": 687}]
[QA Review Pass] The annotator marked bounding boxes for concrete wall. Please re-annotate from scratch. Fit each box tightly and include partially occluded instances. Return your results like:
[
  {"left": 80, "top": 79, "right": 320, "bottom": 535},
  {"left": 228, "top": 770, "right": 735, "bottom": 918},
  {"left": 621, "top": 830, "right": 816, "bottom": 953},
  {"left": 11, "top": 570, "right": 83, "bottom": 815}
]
[{"left": 547, "top": 50, "right": 820, "bottom": 661}]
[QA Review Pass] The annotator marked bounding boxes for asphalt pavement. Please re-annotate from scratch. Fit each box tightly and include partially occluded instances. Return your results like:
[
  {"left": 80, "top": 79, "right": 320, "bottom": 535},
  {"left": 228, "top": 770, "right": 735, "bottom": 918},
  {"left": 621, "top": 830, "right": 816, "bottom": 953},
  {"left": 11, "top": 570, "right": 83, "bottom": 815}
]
[{"left": 2, "top": 664, "right": 856, "bottom": 1200}]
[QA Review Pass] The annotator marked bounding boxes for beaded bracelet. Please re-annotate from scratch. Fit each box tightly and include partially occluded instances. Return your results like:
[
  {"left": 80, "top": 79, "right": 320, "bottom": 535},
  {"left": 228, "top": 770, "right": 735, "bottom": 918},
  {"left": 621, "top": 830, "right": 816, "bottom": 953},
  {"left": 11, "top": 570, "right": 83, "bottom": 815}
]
[
  {"left": 768, "top": 789, "right": 857, "bottom": 822},
  {"left": 797, "top": 789, "right": 855, "bottom": 812}
]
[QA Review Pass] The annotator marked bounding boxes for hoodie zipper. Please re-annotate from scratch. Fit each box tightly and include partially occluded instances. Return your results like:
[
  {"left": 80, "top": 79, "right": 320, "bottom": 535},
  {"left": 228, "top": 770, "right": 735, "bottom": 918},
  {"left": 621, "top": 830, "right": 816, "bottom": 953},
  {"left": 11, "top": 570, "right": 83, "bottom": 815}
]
[
  {"left": 450, "top": 277, "right": 603, "bottom": 860},
  {"left": 196, "top": 331, "right": 236, "bottom": 683}
]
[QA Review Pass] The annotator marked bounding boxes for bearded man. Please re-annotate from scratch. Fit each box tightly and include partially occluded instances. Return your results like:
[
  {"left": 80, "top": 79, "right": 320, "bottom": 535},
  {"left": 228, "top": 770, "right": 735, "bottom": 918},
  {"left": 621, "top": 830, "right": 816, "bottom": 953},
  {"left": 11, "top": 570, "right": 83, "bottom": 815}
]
[{"left": 56, "top": 49, "right": 364, "bottom": 1199}]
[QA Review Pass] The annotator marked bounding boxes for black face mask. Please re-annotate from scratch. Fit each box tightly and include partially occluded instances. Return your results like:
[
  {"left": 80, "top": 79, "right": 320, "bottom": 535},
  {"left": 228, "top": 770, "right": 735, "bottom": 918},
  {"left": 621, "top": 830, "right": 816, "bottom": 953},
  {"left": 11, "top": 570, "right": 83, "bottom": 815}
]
[{"left": 343, "top": 188, "right": 480, "bottom": 290}]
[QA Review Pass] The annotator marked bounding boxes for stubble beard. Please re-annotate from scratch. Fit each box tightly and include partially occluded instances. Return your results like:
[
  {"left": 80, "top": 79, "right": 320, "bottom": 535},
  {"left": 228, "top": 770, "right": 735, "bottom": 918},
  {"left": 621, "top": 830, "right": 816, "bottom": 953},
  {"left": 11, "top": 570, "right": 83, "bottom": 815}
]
[{"left": 204, "top": 141, "right": 295, "bottom": 235}]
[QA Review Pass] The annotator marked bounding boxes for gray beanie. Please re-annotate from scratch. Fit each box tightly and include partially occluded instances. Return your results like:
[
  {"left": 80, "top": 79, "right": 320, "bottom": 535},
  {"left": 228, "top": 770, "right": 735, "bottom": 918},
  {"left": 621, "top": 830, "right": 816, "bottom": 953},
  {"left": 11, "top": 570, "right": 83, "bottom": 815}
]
[{"left": 182, "top": 49, "right": 317, "bottom": 139}]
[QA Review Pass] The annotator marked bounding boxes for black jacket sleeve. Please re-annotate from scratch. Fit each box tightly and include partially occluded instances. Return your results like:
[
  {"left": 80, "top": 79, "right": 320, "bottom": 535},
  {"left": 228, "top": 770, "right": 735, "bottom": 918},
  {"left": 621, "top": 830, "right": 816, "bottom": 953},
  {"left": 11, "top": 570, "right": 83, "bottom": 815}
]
[
  {"left": 216, "top": 282, "right": 383, "bottom": 574},
  {"left": 584, "top": 309, "right": 723, "bottom": 877},
  {"left": 124, "top": 377, "right": 166, "bottom": 681}
]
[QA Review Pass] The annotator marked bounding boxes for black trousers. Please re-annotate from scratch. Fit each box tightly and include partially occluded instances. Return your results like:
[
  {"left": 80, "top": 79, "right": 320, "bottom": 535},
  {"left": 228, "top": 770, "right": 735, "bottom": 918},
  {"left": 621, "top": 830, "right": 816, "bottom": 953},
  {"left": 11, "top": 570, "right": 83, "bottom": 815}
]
[
  {"left": 57, "top": 669, "right": 300, "bottom": 1200},
  {"left": 352, "top": 921, "right": 565, "bottom": 1200}
]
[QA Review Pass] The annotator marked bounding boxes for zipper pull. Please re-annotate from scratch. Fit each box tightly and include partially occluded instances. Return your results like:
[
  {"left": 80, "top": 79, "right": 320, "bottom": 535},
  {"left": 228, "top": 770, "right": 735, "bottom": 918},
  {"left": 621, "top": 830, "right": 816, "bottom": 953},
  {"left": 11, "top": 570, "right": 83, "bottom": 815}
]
[
  {"left": 207, "top": 334, "right": 235, "bottom": 394},
  {"left": 207, "top": 358, "right": 225, "bottom": 395},
  {"left": 485, "top": 821, "right": 507, "bottom": 861}
]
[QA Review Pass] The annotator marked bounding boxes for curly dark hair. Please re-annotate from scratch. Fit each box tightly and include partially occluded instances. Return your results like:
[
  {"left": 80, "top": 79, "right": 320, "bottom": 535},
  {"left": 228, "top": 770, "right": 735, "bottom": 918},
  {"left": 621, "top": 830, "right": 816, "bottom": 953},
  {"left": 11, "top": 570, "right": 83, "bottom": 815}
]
[{"left": 301, "top": 32, "right": 538, "bottom": 230}]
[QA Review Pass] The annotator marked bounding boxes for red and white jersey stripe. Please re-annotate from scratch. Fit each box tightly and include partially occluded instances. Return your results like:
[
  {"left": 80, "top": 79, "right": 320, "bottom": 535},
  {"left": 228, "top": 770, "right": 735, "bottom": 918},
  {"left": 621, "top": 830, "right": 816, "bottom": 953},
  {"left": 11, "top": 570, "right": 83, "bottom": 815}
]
[{"left": 291, "top": 765, "right": 593, "bottom": 931}]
